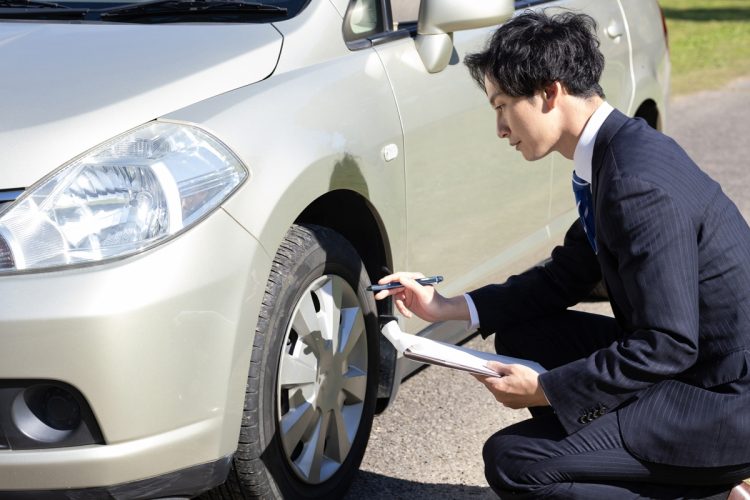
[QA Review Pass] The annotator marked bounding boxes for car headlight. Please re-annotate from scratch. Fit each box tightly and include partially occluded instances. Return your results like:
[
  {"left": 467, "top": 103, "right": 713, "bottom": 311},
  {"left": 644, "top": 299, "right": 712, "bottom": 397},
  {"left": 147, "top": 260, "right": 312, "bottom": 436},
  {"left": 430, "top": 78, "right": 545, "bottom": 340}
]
[{"left": 0, "top": 121, "right": 248, "bottom": 273}]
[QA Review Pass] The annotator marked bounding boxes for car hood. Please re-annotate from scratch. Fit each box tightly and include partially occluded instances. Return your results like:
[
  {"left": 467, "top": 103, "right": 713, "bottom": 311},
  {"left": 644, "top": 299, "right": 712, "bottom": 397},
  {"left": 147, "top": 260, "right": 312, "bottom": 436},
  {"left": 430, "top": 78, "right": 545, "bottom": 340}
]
[{"left": 0, "top": 21, "right": 282, "bottom": 189}]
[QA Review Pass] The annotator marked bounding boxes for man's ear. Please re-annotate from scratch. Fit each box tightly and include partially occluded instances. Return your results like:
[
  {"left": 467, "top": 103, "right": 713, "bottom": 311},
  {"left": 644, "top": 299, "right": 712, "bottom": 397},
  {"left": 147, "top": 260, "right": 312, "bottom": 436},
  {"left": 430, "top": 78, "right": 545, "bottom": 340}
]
[{"left": 542, "top": 82, "right": 563, "bottom": 109}]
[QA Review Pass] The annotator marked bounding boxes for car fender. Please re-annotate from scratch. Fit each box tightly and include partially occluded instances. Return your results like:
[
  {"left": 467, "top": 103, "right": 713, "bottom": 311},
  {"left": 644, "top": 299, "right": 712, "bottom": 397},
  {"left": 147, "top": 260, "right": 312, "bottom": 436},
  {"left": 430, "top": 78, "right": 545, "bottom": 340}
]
[{"left": 163, "top": 61, "right": 407, "bottom": 278}]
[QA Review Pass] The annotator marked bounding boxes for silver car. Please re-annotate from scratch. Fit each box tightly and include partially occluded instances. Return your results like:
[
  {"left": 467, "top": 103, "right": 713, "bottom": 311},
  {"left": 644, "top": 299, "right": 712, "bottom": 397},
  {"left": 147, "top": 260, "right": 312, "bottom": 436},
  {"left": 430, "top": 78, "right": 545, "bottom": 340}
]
[{"left": 0, "top": 0, "right": 669, "bottom": 497}]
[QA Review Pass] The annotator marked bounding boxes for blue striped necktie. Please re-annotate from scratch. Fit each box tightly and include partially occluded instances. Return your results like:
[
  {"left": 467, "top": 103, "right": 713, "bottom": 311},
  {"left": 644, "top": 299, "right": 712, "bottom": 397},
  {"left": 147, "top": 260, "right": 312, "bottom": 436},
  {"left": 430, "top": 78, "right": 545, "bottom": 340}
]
[{"left": 572, "top": 171, "right": 598, "bottom": 254}]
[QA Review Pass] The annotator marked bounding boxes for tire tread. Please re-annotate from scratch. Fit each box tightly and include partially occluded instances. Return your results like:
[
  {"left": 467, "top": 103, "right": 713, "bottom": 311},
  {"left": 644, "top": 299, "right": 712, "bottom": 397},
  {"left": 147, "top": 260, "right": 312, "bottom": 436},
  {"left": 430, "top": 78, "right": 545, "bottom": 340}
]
[{"left": 201, "top": 225, "right": 376, "bottom": 500}]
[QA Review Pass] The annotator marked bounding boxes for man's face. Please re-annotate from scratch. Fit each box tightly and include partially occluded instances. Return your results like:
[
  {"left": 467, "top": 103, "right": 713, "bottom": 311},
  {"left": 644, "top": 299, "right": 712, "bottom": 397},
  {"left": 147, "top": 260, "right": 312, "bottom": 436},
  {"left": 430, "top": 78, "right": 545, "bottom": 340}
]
[{"left": 484, "top": 75, "right": 559, "bottom": 161}]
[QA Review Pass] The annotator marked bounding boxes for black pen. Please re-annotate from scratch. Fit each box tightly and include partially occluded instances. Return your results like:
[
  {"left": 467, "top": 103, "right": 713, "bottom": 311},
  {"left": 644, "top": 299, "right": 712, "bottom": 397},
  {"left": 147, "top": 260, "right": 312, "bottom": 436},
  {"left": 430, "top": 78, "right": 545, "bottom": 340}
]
[{"left": 366, "top": 275, "right": 443, "bottom": 292}]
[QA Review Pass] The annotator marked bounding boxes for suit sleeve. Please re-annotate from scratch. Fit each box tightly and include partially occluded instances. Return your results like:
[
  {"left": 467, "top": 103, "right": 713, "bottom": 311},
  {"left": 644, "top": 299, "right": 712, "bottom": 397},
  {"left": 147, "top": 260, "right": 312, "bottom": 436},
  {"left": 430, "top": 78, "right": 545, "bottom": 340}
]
[
  {"left": 467, "top": 220, "right": 601, "bottom": 336},
  {"left": 539, "top": 174, "right": 700, "bottom": 434}
]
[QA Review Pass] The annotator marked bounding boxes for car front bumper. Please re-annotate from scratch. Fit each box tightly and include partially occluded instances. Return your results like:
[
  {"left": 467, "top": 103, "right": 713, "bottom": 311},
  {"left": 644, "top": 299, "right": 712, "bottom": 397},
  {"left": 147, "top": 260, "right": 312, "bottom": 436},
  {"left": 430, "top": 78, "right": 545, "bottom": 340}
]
[{"left": 0, "top": 208, "right": 270, "bottom": 492}]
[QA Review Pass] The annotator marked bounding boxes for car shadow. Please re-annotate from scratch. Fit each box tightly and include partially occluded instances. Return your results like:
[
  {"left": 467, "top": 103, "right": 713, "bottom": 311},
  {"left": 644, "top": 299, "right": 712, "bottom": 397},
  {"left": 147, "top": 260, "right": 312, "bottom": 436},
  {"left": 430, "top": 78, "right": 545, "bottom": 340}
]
[
  {"left": 346, "top": 470, "right": 496, "bottom": 499},
  {"left": 662, "top": 7, "right": 750, "bottom": 23}
]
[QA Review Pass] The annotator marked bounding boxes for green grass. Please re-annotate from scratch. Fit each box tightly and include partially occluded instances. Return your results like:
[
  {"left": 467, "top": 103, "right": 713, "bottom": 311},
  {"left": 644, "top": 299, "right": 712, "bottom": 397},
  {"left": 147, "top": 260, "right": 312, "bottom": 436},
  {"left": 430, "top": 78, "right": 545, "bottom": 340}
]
[{"left": 659, "top": 0, "right": 750, "bottom": 94}]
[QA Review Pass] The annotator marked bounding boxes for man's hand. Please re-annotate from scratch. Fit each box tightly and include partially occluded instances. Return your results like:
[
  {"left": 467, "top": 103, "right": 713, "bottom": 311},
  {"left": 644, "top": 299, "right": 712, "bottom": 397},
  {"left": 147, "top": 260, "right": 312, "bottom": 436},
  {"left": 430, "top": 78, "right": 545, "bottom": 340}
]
[
  {"left": 473, "top": 361, "right": 549, "bottom": 409},
  {"left": 373, "top": 271, "right": 469, "bottom": 323}
]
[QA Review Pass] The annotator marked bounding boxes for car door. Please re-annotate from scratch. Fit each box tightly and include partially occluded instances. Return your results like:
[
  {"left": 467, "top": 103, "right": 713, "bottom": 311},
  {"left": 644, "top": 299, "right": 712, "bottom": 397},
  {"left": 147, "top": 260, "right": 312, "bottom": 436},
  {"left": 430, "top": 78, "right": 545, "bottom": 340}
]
[{"left": 375, "top": 2, "right": 554, "bottom": 338}]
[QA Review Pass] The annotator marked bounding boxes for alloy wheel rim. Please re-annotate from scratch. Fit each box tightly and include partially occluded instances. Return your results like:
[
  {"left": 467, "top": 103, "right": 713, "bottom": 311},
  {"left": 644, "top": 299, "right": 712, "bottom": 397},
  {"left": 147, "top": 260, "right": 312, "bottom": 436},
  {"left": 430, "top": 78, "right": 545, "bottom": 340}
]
[{"left": 277, "top": 275, "right": 368, "bottom": 484}]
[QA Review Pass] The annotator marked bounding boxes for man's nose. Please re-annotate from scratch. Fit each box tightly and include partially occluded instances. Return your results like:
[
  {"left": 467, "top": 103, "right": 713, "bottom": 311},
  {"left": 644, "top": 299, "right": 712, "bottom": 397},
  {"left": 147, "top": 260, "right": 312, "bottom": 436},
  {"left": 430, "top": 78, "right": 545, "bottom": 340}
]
[{"left": 497, "top": 122, "right": 510, "bottom": 139}]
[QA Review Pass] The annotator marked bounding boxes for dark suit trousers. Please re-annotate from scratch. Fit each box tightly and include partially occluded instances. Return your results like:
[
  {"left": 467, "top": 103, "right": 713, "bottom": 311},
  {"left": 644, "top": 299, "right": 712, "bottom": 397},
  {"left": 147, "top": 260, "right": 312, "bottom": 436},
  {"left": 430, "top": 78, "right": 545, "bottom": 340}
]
[{"left": 483, "top": 310, "right": 750, "bottom": 499}]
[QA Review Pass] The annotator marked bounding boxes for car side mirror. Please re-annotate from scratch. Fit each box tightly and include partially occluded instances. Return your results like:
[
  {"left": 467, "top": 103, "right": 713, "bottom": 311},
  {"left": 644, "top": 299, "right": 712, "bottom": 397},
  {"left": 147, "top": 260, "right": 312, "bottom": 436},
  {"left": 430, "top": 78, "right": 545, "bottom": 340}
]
[{"left": 416, "top": 0, "right": 514, "bottom": 73}]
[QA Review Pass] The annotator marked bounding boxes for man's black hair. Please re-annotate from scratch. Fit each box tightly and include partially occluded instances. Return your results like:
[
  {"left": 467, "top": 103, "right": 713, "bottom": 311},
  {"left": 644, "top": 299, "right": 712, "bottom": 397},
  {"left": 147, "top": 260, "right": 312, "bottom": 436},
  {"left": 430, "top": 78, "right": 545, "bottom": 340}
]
[{"left": 465, "top": 10, "right": 605, "bottom": 99}]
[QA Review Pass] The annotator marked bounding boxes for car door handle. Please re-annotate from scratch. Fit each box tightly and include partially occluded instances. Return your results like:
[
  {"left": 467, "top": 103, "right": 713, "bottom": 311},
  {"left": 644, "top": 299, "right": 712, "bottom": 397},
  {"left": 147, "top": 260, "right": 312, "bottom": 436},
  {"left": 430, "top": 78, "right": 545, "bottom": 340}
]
[{"left": 606, "top": 20, "right": 624, "bottom": 41}]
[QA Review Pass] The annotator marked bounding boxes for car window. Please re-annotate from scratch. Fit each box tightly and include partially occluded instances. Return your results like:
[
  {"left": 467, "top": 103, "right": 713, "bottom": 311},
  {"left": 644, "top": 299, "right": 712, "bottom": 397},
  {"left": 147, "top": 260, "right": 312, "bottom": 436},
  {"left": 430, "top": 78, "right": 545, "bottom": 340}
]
[
  {"left": 347, "top": 0, "right": 380, "bottom": 34},
  {"left": 15, "top": 0, "right": 310, "bottom": 18},
  {"left": 58, "top": 0, "right": 307, "bottom": 8},
  {"left": 346, "top": 0, "right": 554, "bottom": 47},
  {"left": 343, "top": 0, "right": 389, "bottom": 44},
  {"left": 390, "top": 0, "right": 554, "bottom": 27},
  {"left": 515, "top": 0, "right": 553, "bottom": 10},
  {"left": 390, "top": 0, "right": 418, "bottom": 26}
]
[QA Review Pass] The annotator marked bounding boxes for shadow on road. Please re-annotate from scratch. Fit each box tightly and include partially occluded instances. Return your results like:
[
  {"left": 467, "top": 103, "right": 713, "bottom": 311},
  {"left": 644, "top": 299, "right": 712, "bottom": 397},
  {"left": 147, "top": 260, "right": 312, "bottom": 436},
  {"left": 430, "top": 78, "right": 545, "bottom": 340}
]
[{"left": 346, "top": 470, "right": 496, "bottom": 499}]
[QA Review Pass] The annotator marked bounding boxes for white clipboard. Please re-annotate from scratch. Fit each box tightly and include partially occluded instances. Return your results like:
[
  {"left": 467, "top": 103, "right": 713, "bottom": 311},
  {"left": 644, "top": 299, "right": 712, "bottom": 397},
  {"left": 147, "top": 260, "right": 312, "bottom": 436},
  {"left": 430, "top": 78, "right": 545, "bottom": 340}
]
[{"left": 381, "top": 321, "right": 545, "bottom": 377}]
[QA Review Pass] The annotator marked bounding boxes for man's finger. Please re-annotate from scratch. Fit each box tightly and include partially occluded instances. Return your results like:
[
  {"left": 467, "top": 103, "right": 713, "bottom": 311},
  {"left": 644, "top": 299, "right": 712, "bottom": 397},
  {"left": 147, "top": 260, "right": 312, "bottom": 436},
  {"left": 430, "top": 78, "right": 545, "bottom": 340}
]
[
  {"left": 377, "top": 271, "right": 425, "bottom": 285},
  {"left": 398, "top": 275, "right": 423, "bottom": 292},
  {"left": 394, "top": 299, "right": 412, "bottom": 318},
  {"left": 485, "top": 361, "right": 511, "bottom": 375}
]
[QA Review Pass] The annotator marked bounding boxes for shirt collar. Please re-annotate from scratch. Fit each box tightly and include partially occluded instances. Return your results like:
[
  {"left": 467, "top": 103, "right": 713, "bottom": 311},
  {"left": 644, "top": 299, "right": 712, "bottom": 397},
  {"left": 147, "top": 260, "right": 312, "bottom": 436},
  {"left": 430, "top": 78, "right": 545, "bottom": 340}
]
[{"left": 573, "top": 101, "right": 614, "bottom": 183}]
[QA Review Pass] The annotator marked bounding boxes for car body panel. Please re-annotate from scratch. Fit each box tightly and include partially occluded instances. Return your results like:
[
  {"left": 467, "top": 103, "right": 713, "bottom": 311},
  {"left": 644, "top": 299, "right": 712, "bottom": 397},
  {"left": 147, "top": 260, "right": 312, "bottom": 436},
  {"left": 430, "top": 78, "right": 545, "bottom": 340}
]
[
  {"left": 0, "top": 0, "right": 669, "bottom": 494},
  {"left": 168, "top": 1, "right": 407, "bottom": 268},
  {"left": 0, "top": 21, "right": 282, "bottom": 189},
  {"left": 0, "top": 209, "right": 269, "bottom": 488},
  {"left": 374, "top": 29, "right": 554, "bottom": 339},
  {"left": 620, "top": 0, "right": 671, "bottom": 130}
]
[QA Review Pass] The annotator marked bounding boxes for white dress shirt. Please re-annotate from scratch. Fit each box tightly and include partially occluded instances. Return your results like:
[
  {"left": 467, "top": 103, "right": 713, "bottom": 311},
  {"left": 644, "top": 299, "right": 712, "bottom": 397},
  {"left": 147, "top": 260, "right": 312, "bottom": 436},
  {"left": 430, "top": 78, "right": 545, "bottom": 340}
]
[
  {"left": 464, "top": 101, "right": 614, "bottom": 330},
  {"left": 573, "top": 101, "right": 614, "bottom": 183}
]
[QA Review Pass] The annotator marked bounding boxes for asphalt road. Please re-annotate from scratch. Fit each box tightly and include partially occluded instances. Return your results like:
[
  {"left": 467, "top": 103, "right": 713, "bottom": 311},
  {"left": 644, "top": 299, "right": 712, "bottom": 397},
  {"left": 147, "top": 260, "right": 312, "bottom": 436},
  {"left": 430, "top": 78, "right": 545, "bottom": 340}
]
[{"left": 346, "top": 76, "right": 750, "bottom": 499}]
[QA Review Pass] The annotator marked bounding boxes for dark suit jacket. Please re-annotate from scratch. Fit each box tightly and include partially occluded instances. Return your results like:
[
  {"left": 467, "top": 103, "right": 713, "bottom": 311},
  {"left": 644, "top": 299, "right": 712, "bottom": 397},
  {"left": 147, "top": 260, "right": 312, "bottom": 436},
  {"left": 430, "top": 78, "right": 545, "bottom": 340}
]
[{"left": 469, "top": 109, "right": 750, "bottom": 468}]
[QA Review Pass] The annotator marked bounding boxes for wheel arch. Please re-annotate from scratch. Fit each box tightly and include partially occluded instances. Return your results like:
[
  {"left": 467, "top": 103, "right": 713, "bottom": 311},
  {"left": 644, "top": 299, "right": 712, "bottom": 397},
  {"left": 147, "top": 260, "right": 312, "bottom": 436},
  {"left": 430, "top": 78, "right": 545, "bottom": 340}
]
[
  {"left": 295, "top": 189, "right": 398, "bottom": 411},
  {"left": 296, "top": 190, "right": 392, "bottom": 294}
]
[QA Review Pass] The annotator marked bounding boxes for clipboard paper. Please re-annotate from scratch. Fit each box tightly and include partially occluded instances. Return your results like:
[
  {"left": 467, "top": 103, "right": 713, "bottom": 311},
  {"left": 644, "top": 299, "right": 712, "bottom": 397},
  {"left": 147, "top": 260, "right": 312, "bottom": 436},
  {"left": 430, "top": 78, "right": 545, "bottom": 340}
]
[{"left": 381, "top": 321, "right": 545, "bottom": 377}]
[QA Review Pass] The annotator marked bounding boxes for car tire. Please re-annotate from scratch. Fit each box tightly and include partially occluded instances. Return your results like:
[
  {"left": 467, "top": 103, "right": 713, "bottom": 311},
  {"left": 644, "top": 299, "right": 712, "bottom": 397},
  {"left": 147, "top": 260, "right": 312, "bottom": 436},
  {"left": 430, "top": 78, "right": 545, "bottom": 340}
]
[{"left": 206, "top": 223, "right": 379, "bottom": 499}]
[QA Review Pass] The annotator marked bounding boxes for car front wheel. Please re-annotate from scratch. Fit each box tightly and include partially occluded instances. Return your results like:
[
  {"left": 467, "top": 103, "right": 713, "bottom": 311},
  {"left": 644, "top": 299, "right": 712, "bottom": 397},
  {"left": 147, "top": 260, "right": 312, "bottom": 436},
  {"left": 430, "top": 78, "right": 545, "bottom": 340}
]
[{"left": 208, "top": 223, "right": 379, "bottom": 499}]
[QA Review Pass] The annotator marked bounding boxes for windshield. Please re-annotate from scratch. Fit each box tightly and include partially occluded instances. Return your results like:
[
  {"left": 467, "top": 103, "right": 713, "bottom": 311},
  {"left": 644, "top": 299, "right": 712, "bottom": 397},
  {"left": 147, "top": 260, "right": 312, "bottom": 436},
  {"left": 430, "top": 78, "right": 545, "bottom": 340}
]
[{"left": 0, "top": 0, "right": 309, "bottom": 21}]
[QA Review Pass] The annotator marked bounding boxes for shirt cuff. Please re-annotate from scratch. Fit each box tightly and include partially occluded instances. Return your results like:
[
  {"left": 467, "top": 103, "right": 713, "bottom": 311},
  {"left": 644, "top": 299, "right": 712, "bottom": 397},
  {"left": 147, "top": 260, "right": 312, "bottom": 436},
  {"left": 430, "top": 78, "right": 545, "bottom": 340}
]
[{"left": 464, "top": 293, "right": 480, "bottom": 330}]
